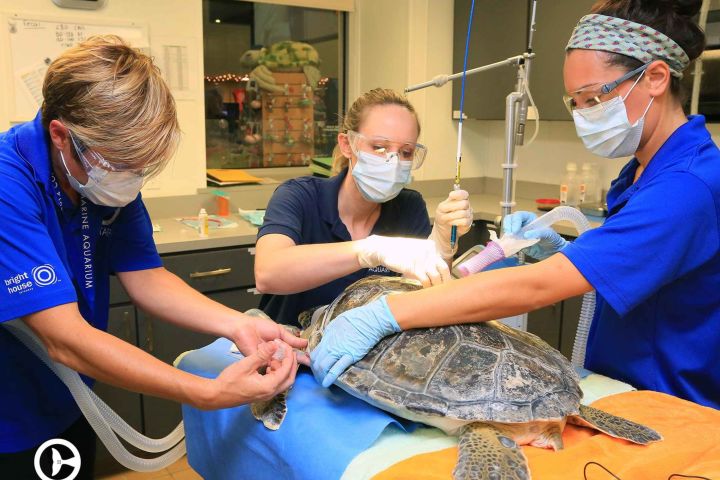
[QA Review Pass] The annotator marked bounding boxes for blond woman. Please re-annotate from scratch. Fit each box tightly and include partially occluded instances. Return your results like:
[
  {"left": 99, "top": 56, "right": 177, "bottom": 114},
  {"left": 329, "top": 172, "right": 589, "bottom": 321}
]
[{"left": 0, "top": 35, "right": 306, "bottom": 478}]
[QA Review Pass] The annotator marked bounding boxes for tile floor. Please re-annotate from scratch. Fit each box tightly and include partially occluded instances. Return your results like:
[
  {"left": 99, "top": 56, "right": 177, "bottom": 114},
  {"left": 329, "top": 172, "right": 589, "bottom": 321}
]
[{"left": 97, "top": 455, "right": 202, "bottom": 480}]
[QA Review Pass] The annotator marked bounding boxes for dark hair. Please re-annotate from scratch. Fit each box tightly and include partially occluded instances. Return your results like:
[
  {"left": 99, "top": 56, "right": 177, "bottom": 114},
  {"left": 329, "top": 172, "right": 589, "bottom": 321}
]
[{"left": 590, "top": 0, "right": 706, "bottom": 100}]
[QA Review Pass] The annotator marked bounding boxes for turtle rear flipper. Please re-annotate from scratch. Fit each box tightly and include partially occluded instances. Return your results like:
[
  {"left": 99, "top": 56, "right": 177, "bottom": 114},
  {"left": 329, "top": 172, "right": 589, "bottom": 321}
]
[
  {"left": 568, "top": 404, "right": 662, "bottom": 444},
  {"left": 454, "top": 422, "right": 529, "bottom": 480},
  {"left": 251, "top": 390, "right": 288, "bottom": 430}
]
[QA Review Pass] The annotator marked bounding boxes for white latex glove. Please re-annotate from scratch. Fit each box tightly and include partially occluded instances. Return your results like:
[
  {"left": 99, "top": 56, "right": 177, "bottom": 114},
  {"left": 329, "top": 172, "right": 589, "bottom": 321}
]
[
  {"left": 430, "top": 189, "right": 473, "bottom": 260},
  {"left": 354, "top": 235, "right": 451, "bottom": 287}
]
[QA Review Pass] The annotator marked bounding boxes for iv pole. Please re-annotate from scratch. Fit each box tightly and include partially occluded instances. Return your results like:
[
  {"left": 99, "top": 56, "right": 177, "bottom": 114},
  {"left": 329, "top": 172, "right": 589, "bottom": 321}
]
[{"left": 405, "top": 0, "right": 539, "bottom": 223}]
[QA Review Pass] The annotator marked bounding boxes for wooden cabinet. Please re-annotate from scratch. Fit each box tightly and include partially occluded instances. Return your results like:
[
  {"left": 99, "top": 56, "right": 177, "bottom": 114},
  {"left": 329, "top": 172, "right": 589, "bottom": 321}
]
[
  {"left": 92, "top": 305, "right": 142, "bottom": 475},
  {"left": 138, "top": 288, "right": 261, "bottom": 439},
  {"left": 262, "top": 72, "right": 314, "bottom": 167},
  {"left": 527, "top": 290, "right": 585, "bottom": 359},
  {"left": 454, "top": 221, "right": 587, "bottom": 359},
  {"left": 93, "top": 245, "right": 262, "bottom": 475}
]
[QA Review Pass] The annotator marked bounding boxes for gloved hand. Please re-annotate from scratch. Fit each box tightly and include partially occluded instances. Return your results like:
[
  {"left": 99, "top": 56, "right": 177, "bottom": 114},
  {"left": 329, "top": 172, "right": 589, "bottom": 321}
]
[
  {"left": 354, "top": 235, "right": 451, "bottom": 287},
  {"left": 502, "top": 211, "right": 568, "bottom": 260},
  {"left": 430, "top": 189, "right": 473, "bottom": 260},
  {"left": 311, "top": 295, "right": 400, "bottom": 387}
]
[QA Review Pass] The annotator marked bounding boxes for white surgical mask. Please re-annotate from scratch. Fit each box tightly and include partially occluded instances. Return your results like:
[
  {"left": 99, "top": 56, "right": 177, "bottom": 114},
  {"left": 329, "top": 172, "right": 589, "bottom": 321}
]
[
  {"left": 351, "top": 151, "right": 412, "bottom": 203},
  {"left": 59, "top": 151, "right": 143, "bottom": 207},
  {"left": 572, "top": 73, "right": 654, "bottom": 159}
]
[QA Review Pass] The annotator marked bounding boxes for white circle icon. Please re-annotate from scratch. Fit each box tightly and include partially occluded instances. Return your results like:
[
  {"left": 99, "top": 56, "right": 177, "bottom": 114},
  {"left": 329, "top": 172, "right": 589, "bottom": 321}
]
[
  {"left": 32, "top": 264, "right": 57, "bottom": 286},
  {"left": 34, "top": 438, "right": 81, "bottom": 480}
]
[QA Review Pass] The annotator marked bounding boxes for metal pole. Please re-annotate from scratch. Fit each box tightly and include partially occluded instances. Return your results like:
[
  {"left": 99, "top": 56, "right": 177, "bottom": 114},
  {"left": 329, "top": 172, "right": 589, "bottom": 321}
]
[
  {"left": 404, "top": 54, "right": 530, "bottom": 93},
  {"left": 516, "top": 0, "right": 538, "bottom": 146},
  {"left": 502, "top": 88, "right": 524, "bottom": 221}
]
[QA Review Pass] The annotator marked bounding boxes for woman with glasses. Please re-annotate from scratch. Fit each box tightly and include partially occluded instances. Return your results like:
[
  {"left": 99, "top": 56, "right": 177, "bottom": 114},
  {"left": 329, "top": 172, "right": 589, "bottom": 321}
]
[
  {"left": 254, "top": 88, "right": 474, "bottom": 326},
  {"left": 0, "top": 36, "right": 306, "bottom": 478},
  {"left": 311, "top": 0, "right": 720, "bottom": 416}
]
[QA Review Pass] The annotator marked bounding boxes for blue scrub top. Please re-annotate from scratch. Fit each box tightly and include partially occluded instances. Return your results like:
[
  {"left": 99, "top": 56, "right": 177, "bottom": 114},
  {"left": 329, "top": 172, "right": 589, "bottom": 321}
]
[
  {"left": 257, "top": 168, "right": 432, "bottom": 326},
  {"left": 0, "top": 112, "right": 162, "bottom": 452},
  {"left": 562, "top": 116, "right": 720, "bottom": 409}
]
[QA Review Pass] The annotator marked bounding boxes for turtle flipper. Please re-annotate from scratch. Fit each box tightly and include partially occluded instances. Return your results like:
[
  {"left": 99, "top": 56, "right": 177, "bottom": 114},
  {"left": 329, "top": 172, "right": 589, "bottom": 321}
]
[
  {"left": 568, "top": 404, "right": 662, "bottom": 444},
  {"left": 251, "top": 390, "right": 288, "bottom": 431},
  {"left": 454, "top": 422, "right": 530, "bottom": 480}
]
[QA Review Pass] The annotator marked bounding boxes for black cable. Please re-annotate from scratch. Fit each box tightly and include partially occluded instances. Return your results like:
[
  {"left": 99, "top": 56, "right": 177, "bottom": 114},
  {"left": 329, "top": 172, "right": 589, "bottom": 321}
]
[
  {"left": 583, "top": 461, "right": 713, "bottom": 480},
  {"left": 584, "top": 461, "right": 622, "bottom": 480},
  {"left": 668, "top": 475, "right": 712, "bottom": 480}
]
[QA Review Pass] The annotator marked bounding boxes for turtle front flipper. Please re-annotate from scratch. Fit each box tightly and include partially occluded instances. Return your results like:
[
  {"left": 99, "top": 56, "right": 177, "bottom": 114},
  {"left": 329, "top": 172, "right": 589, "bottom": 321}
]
[
  {"left": 251, "top": 390, "right": 288, "bottom": 431},
  {"left": 454, "top": 422, "right": 530, "bottom": 480},
  {"left": 568, "top": 404, "right": 662, "bottom": 444}
]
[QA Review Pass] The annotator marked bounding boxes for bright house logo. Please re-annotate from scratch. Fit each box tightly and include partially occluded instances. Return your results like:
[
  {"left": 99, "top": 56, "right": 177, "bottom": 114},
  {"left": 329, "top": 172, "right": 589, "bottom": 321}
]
[
  {"left": 4, "top": 264, "right": 58, "bottom": 295},
  {"left": 32, "top": 264, "right": 57, "bottom": 286}
]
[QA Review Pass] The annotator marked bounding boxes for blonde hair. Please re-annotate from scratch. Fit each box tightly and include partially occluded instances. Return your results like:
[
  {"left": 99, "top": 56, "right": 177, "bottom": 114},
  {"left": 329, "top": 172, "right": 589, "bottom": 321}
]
[
  {"left": 42, "top": 35, "right": 180, "bottom": 178},
  {"left": 331, "top": 88, "right": 421, "bottom": 175}
]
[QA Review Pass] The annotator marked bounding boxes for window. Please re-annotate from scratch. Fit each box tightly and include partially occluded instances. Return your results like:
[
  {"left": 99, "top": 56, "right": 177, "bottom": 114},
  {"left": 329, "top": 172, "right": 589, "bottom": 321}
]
[{"left": 203, "top": 0, "right": 345, "bottom": 175}]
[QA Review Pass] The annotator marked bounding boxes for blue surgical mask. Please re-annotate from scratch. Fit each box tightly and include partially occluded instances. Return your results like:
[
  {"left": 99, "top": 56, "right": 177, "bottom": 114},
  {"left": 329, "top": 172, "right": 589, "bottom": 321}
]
[
  {"left": 572, "top": 72, "right": 654, "bottom": 159},
  {"left": 351, "top": 151, "right": 412, "bottom": 203},
  {"left": 59, "top": 151, "right": 143, "bottom": 207}
]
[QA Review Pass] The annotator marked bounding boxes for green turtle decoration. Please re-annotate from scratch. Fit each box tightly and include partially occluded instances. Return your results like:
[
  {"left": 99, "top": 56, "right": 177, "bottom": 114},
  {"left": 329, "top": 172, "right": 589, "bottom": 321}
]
[{"left": 241, "top": 41, "right": 321, "bottom": 92}]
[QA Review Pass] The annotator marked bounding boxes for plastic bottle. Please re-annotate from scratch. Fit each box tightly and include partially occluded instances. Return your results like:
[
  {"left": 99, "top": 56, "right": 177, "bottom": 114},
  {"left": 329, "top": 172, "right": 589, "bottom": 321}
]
[
  {"left": 579, "top": 163, "right": 598, "bottom": 205},
  {"left": 559, "top": 162, "right": 580, "bottom": 207},
  {"left": 198, "top": 208, "right": 209, "bottom": 237}
]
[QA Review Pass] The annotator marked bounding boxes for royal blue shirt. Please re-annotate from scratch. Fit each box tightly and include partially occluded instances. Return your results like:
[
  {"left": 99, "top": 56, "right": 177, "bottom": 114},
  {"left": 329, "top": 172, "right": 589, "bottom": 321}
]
[
  {"left": 257, "top": 169, "right": 431, "bottom": 326},
  {"left": 0, "top": 112, "right": 162, "bottom": 452},
  {"left": 562, "top": 116, "right": 720, "bottom": 409}
]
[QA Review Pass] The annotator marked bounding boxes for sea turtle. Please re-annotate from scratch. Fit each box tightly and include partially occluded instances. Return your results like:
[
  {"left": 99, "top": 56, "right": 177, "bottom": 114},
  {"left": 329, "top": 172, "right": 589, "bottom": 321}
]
[{"left": 252, "top": 276, "right": 661, "bottom": 480}]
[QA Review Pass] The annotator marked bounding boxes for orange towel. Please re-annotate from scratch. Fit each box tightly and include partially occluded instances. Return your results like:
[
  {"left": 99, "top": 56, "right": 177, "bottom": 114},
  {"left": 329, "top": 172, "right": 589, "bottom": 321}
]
[{"left": 373, "top": 391, "right": 720, "bottom": 480}]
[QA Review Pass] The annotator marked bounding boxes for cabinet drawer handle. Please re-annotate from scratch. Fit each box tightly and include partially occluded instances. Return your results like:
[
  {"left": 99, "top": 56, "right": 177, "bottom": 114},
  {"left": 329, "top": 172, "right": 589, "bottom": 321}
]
[{"left": 189, "top": 268, "right": 232, "bottom": 278}]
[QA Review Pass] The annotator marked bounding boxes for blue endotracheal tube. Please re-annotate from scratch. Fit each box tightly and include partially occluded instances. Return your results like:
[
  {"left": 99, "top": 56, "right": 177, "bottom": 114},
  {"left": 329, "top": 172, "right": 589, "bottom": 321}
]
[{"left": 451, "top": 0, "right": 476, "bottom": 251}]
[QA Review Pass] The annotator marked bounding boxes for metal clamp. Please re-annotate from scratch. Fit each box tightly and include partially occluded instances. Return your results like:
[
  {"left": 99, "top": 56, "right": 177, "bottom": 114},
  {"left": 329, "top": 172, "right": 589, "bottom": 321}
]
[{"left": 189, "top": 267, "right": 232, "bottom": 279}]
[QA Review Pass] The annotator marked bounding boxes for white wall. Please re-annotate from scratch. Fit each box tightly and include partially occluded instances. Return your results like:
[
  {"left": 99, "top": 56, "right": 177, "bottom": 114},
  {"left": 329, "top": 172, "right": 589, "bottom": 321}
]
[
  {"left": 348, "top": 0, "right": 720, "bottom": 192},
  {"left": 4, "top": 1, "right": 718, "bottom": 199},
  {"left": 0, "top": 0, "right": 206, "bottom": 198}
]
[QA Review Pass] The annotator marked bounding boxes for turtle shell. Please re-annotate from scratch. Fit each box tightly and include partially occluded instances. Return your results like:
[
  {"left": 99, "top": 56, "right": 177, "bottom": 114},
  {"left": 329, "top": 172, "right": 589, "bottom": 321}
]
[{"left": 309, "top": 276, "right": 582, "bottom": 424}]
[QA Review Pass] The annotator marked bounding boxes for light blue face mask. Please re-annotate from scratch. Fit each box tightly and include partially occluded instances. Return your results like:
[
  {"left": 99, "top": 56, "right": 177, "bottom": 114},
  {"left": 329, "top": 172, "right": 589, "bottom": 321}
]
[
  {"left": 351, "top": 151, "right": 412, "bottom": 203},
  {"left": 572, "top": 72, "right": 654, "bottom": 159}
]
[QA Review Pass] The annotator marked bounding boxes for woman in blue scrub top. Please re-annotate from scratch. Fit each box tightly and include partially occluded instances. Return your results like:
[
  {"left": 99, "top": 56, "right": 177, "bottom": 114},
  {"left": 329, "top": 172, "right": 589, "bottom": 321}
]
[
  {"left": 254, "top": 88, "right": 474, "bottom": 326},
  {"left": 0, "top": 36, "right": 306, "bottom": 478},
  {"left": 311, "top": 0, "right": 720, "bottom": 410}
]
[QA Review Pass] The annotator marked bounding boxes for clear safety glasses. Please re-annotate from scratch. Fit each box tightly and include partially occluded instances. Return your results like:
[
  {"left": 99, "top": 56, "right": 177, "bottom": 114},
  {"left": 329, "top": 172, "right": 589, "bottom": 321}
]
[
  {"left": 345, "top": 130, "right": 427, "bottom": 169},
  {"left": 69, "top": 132, "right": 146, "bottom": 179},
  {"left": 562, "top": 62, "right": 651, "bottom": 115}
]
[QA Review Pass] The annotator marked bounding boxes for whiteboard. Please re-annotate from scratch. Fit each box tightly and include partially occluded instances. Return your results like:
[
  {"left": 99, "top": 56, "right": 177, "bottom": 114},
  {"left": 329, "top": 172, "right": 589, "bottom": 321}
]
[{"left": 4, "top": 13, "right": 149, "bottom": 121}]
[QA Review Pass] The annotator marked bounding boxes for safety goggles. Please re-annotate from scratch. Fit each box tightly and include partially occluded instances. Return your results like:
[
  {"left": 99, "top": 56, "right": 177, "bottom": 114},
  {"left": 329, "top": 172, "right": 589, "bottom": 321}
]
[
  {"left": 69, "top": 132, "right": 146, "bottom": 179},
  {"left": 562, "top": 62, "right": 651, "bottom": 114},
  {"left": 345, "top": 130, "right": 427, "bottom": 169}
]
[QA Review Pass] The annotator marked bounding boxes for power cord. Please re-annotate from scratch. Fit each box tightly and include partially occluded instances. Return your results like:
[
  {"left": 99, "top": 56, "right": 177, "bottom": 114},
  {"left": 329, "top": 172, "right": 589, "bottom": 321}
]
[{"left": 583, "top": 461, "right": 713, "bottom": 480}]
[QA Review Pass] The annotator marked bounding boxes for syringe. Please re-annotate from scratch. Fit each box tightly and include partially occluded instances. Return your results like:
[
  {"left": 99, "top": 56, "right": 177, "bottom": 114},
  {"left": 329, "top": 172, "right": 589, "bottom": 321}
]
[{"left": 450, "top": 162, "right": 461, "bottom": 251}]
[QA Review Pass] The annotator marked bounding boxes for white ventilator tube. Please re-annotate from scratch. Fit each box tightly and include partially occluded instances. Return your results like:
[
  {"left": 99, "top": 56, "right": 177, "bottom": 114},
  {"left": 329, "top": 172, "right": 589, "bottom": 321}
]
[
  {"left": 3, "top": 320, "right": 186, "bottom": 472},
  {"left": 456, "top": 206, "right": 597, "bottom": 368}
]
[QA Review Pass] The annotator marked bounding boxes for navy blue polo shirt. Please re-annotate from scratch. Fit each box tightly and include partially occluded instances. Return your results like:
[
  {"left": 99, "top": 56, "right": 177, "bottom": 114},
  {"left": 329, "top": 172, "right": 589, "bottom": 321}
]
[
  {"left": 258, "top": 168, "right": 431, "bottom": 326},
  {"left": 561, "top": 116, "right": 720, "bottom": 409},
  {"left": 0, "top": 112, "right": 162, "bottom": 452}
]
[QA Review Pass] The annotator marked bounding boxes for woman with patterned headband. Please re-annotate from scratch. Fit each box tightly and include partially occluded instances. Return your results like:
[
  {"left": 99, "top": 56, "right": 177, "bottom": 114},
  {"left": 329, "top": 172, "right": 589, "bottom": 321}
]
[{"left": 311, "top": 0, "right": 720, "bottom": 413}]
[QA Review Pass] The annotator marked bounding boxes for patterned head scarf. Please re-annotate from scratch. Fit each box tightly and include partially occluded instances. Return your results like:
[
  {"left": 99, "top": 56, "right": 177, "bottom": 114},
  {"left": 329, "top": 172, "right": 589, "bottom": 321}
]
[{"left": 566, "top": 14, "right": 690, "bottom": 78}]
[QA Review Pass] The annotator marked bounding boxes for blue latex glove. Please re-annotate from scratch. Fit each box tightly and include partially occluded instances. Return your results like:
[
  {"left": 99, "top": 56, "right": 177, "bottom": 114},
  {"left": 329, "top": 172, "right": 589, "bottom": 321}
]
[
  {"left": 311, "top": 295, "right": 401, "bottom": 388},
  {"left": 502, "top": 211, "right": 568, "bottom": 260}
]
